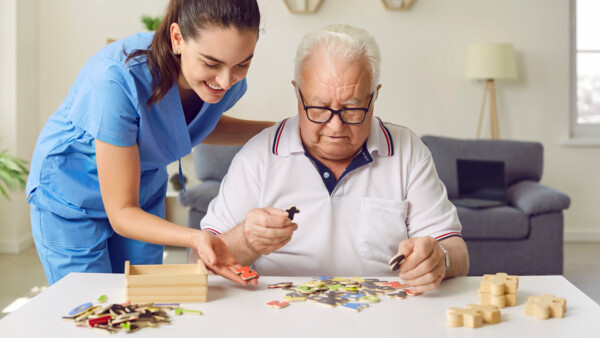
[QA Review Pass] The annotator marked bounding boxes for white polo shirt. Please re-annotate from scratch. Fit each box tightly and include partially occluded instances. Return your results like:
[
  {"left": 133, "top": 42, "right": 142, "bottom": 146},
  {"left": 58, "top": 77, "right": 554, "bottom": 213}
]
[{"left": 201, "top": 115, "right": 461, "bottom": 277}]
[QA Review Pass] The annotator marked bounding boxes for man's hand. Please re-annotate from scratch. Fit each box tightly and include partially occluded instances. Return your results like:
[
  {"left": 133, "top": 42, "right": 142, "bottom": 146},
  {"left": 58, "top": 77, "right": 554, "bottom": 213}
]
[
  {"left": 191, "top": 230, "right": 258, "bottom": 286},
  {"left": 396, "top": 236, "right": 446, "bottom": 294},
  {"left": 243, "top": 207, "right": 298, "bottom": 255}
]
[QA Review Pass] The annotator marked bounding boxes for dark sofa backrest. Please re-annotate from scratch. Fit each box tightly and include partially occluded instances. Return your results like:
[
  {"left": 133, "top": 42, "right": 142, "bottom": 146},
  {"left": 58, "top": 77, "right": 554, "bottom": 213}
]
[
  {"left": 192, "top": 144, "right": 243, "bottom": 181},
  {"left": 421, "top": 135, "right": 543, "bottom": 199}
]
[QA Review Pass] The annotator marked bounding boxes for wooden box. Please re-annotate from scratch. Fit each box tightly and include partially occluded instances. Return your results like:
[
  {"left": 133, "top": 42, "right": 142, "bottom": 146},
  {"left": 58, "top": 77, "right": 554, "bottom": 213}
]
[{"left": 125, "top": 260, "right": 208, "bottom": 303}]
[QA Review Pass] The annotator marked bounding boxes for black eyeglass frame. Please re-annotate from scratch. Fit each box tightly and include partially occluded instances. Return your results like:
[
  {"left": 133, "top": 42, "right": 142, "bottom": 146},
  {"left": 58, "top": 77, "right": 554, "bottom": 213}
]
[{"left": 298, "top": 89, "right": 374, "bottom": 125}]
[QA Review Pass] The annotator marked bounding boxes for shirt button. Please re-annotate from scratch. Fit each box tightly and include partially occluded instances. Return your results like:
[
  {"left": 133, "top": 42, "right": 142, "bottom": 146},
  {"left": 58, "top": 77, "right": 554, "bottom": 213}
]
[{"left": 323, "top": 172, "right": 330, "bottom": 179}]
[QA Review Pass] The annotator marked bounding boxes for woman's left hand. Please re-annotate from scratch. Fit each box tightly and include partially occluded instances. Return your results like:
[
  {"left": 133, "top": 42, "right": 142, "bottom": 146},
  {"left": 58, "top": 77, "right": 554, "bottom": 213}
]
[{"left": 191, "top": 230, "right": 259, "bottom": 286}]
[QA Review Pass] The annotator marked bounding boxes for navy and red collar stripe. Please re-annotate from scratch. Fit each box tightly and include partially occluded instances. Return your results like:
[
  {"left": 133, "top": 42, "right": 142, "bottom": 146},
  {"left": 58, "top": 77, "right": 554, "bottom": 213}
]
[{"left": 272, "top": 118, "right": 289, "bottom": 155}]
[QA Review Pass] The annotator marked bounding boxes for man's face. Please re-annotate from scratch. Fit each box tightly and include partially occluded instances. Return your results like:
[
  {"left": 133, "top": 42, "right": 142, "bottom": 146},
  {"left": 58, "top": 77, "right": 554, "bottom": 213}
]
[{"left": 295, "top": 48, "right": 377, "bottom": 164}]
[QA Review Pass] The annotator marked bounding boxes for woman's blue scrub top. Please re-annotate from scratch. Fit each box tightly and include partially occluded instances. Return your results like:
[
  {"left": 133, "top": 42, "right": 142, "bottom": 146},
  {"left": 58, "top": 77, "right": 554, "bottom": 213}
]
[{"left": 26, "top": 32, "right": 246, "bottom": 221}]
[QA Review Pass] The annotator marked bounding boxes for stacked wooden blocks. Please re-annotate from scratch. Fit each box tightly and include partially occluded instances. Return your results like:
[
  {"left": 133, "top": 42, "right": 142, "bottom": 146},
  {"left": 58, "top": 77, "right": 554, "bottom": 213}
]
[
  {"left": 125, "top": 260, "right": 208, "bottom": 304},
  {"left": 478, "top": 272, "right": 519, "bottom": 308}
]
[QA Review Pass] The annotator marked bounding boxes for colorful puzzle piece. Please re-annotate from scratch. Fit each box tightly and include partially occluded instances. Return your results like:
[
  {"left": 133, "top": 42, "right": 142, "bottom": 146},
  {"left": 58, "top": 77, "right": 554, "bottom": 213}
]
[
  {"left": 235, "top": 266, "right": 259, "bottom": 281},
  {"left": 266, "top": 300, "right": 290, "bottom": 309},
  {"left": 341, "top": 302, "right": 369, "bottom": 312},
  {"left": 525, "top": 294, "right": 566, "bottom": 320},
  {"left": 388, "top": 253, "right": 405, "bottom": 271}
]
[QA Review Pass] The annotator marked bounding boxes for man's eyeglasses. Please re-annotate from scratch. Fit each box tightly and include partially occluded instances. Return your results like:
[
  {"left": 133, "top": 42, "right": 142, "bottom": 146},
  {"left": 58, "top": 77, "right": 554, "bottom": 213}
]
[{"left": 298, "top": 89, "right": 374, "bottom": 125}]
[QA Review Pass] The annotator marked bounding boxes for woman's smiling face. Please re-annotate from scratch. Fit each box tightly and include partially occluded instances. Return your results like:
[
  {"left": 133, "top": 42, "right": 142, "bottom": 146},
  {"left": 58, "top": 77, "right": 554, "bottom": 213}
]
[{"left": 172, "top": 24, "right": 258, "bottom": 103}]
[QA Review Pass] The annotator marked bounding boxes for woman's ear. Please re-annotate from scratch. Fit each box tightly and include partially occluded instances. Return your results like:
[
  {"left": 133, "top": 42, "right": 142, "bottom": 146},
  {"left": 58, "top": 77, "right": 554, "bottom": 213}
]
[{"left": 170, "top": 23, "right": 183, "bottom": 54}]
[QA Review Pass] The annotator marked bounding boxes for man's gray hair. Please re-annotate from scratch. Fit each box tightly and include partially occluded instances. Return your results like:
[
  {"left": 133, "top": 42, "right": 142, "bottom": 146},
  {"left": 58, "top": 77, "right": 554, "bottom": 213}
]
[{"left": 294, "top": 24, "right": 381, "bottom": 91}]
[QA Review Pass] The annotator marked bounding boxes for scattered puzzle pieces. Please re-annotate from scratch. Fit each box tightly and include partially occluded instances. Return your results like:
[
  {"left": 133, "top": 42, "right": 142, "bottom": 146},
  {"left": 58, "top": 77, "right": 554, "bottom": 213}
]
[
  {"left": 268, "top": 276, "right": 412, "bottom": 312},
  {"left": 525, "top": 294, "right": 566, "bottom": 320}
]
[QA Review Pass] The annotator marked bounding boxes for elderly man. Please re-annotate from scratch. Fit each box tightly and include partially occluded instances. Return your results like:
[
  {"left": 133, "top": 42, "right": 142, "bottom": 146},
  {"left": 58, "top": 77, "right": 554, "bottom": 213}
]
[{"left": 196, "top": 24, "right": 469, "bottom": 293}]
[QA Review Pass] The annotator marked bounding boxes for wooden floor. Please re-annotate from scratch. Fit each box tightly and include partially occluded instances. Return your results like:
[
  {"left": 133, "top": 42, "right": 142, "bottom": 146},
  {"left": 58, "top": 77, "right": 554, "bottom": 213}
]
[{"left": 1, "top": 242, "right": 599, "bottom": 319}]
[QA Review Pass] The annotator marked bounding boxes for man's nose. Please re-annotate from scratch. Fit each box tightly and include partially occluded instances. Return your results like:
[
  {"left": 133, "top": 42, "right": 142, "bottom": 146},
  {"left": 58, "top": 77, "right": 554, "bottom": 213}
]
[{"left": 327, "top": 112, "right": 345, "bottom": 129}]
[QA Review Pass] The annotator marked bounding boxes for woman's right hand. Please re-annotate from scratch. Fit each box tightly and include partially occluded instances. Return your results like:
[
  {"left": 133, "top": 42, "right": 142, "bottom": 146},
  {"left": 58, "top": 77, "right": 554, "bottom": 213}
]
[{"left": 191, "top": 230, "right": 258, "bottom": 286}]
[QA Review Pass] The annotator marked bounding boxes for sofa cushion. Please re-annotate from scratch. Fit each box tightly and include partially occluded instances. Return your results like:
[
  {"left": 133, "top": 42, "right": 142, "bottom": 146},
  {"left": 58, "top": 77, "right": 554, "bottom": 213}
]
[
  {"left": 192, "top": 144, "right": 242, "bottom": 181},
  {"left": 421, "top": 135, "right": 543, "bottom": 199},
  {"left": 508, "top": 181, "right": 571, "bottom": 216},
  {"left": 457, "top": 206, "right": 530, "bottom": 240}
]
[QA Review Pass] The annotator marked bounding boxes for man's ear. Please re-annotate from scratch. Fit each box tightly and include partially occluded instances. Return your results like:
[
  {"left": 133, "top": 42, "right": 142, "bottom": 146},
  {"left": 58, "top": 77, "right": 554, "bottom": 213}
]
[
  {"left": 291, "top": 80, "right": 297, "bottom": 88},
  {"left": 375, "top": 84, "right": 382, "bottom": 99}
]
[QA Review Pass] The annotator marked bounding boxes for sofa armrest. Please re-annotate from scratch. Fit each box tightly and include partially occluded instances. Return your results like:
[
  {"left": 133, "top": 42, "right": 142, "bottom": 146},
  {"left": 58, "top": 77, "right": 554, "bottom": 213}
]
[
  {"left": 507, "top": 180, "right": 571, "bottom": 216},
  {"left": 176, "top": 180, "right": 221, "bottom": 210}
]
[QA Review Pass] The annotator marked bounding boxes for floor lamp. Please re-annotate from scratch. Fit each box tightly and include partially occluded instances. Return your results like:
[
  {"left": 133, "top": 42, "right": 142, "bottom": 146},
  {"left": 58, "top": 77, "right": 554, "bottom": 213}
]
[{"left": 466, "top": 43, "right": 518, "bottom": 139}]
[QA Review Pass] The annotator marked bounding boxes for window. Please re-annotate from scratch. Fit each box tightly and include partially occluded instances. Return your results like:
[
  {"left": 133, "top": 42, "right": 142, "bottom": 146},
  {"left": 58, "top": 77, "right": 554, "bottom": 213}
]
[{"left": 571, "top": 0, "right": 600, "bottom": 138}]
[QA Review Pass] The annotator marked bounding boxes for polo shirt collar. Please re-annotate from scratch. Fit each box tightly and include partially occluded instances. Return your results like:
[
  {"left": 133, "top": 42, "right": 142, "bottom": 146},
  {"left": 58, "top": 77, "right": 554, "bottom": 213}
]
[{"left": 272, "top": 115, "right": 394, "bottom": 157}]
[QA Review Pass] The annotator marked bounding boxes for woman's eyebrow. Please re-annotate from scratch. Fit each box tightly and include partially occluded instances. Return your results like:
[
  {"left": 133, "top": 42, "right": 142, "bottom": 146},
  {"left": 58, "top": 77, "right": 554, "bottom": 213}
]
[{"left": 199, "top": 53, "right": 254, "bottom": 65}]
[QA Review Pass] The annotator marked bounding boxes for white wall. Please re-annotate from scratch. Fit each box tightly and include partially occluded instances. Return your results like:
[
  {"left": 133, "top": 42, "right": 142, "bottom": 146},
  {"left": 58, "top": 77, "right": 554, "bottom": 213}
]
[
  {"left": 2, "top": 0, "right": 597, "bottom": 253},
  {"left": 0, "top": 0, "right": 40, "bottom": 253}
]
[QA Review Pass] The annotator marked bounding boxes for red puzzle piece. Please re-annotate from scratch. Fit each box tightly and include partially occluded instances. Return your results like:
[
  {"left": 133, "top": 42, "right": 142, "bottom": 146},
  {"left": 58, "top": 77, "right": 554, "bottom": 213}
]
[{"left": 235, "top": 266, "right": 259, "bottom": 280}]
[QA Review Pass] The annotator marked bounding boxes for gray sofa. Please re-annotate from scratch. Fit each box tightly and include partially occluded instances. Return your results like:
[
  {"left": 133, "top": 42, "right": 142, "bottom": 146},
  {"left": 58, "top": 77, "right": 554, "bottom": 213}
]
[
  {"left": 421, "top": 135, "right": 571, "bottom": 276},
  {"left": 177, "top": 144, "right": 242, "bottom": 229}
]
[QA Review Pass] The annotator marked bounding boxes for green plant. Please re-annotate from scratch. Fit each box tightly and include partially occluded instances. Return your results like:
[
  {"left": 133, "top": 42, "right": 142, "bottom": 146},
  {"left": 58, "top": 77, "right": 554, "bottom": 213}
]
[
  {"left": 141, "top": 15, "right": 162, "bottom": 31},
  {"left": 0, "top": 151, "right": 29, "bottom": 200}
]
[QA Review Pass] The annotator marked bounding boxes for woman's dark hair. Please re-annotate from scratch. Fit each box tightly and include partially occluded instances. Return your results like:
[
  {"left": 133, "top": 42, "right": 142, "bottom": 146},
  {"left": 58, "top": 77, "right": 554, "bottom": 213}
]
[{"left": 127, "top": 0, "right": 260, "bottom": 105}]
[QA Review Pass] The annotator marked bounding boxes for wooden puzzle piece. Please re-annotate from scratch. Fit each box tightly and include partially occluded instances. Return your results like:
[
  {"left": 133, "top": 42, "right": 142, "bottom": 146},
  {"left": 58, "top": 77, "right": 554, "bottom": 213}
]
[
  {"left": 388, "top": 253, "right": 405, "bottom": 271},
  {"left": 447, "top": 307, "right": 484, "bottom": 328},
  {"left": 235, "top": 266, "right": 259, "bottom": 280},
  {"left": 283, "top": 292, "right": 307, "bottom": 302},
  {"left": 358, "top": 295, "right": 380, "bottom": 303},
  {"left": 480, "top": 273, "right": 519, "bottom": 295},
  {"left": 386, "top": 291, "right": 407, "bottom": 299},
  {"left": 68, "top": 302, "right": 93, "bottom": 317},
  {"left": 342, "top": 293, "right": 366, "bottom": 300},
  {"left": 525, "top": 294, "right": 566, "bottom": 320},
  {"left": 478, "top": 291, "right": 507, "bottom": 308},
  {"left": 341, "top": 302, "right": 369, "bottom": 312},
  {"left": 266, "top": 300, "right": 290, "bottom": 309},
  {"left": 268, "top": 282, "right": 293, "bottom": 289},
  {"left": 285, "top": 206, "right": 300, "bottom": 220},
  {"left": 465, "top": 304, "right": 501, "bottom": 324},
  {"left": 312, "top": 276, "right": 334, "bottom": 281},
  {"left": 382, "top": 281, "right": 407, "bottom": 289}
]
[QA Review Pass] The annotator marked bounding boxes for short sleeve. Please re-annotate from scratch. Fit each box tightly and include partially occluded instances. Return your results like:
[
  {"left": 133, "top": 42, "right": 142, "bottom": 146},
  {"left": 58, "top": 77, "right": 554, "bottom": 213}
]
[
  {"left": 406, "top": 155, "right": 462, "bottom": 240},
  {"left": 68, "top": 60, "right": 140, "bottom": 146}
]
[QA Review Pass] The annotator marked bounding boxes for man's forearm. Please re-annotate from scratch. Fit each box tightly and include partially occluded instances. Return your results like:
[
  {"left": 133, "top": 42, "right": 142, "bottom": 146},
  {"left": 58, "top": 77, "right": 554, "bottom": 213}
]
[
  {"left": 439, "top": 236, "right": 470, "bottom": 278},
  {"left": 219, "top": 223, "right": 262, "bottom": 266}
]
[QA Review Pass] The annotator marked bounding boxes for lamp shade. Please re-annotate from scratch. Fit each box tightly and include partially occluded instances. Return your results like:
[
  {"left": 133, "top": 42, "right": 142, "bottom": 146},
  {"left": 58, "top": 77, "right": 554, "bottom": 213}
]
[{"left": 466, "top": 43, "right": 518, "bottom": 80}]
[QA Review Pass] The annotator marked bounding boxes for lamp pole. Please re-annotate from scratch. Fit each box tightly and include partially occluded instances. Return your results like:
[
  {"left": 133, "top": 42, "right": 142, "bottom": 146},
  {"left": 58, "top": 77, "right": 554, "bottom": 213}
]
[{"left": 476, "top": 79, "right": 499, "bottom": 139}]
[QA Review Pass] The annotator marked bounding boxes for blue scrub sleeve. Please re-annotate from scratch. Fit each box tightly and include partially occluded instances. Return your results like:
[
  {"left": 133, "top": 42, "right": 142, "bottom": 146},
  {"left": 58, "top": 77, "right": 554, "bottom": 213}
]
[{"left": 68, "top": 61, "right": 140, "bottom": 147}]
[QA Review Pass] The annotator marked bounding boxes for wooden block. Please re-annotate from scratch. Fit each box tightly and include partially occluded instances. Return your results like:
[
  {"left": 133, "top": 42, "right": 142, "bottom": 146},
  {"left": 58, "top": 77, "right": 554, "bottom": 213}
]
[
  {"left": 125, "top": 260, "right": 208, "bottom": 303},
  {"left": 478, "top": 289, "right": 506, "bottom": 308},
  {"left": 480, "top": 273, "right": 519, "bottom": 295},
  {"left": 465, "top": 304, "right": 501, "bottom": 324},
  {"left": 447, "top": 307, "right": 483, "bottom": 328},
  {"left": 525, "top": 294, "right": 566, "bottom": 320}
]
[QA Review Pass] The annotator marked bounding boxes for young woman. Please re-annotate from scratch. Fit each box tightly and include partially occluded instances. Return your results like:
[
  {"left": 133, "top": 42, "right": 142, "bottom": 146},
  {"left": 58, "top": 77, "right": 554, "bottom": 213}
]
[{"left": 26, "top": 0, "right": 270, "bottom": 285}]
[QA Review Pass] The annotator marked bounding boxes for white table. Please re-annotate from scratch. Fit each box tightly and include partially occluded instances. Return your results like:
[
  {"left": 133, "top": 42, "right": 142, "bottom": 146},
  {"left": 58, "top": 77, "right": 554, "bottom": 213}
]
[{"left": 1, "top": 273, "right": 599, "bottom": 337}]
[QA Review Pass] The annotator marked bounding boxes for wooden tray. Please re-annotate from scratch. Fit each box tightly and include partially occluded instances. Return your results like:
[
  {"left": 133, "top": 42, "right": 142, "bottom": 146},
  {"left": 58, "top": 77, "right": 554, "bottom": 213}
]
[{"left": 125, "top": 260, "right": 208, "bottom": 303}]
